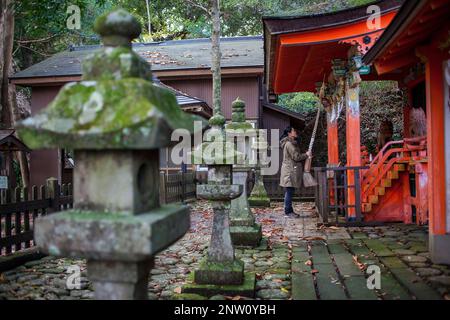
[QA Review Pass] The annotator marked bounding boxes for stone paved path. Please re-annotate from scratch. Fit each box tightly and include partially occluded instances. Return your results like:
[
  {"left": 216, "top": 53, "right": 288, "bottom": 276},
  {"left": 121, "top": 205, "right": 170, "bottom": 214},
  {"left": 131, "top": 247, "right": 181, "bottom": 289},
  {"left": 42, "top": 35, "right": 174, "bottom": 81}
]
[{"left": 0, "top": 201, "right": 449, "bottom": 300}]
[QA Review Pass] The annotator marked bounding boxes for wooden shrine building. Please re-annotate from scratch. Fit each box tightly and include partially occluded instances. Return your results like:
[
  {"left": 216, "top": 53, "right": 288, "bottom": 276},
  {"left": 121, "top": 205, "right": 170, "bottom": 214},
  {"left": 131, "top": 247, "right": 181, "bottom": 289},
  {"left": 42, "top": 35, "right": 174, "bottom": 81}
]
[{"left": 263, "top": 0, "right": 450, "bottom": 264}]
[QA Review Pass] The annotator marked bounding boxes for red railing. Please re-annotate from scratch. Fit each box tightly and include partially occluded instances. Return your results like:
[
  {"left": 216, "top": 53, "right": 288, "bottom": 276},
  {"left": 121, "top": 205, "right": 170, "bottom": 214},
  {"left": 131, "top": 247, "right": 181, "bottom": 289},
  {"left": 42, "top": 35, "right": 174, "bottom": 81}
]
[{"left": 362, "top": 136, "right": 427, "bottom": 203}]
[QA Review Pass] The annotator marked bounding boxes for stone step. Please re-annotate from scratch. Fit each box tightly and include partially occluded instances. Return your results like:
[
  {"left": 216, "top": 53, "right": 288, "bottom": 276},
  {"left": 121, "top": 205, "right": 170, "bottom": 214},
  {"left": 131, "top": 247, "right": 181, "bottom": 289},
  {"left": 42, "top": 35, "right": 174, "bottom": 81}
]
[
  {"left": 387, "top": 170, "right": 399, "bottom": 180},
  {"left": 369, "top": 195, "right": 379, "bottom": 205},
  {"left": 343, "top": 275, "right": 378, "bottom": 300},
  {"left": 291, "top": 251, "right": 312, "bottom": 273},
  {"left": 375, "top": 186, "right": 386, "bottom": 196},
  {"left": 363, "top": 240, "right": 395, "bottom": 257},
  {"left": 381, "top": 178, "right": 392, "bottom": 188},
  {"left": 388, "top": 268, "right": 442, "bottom": 300},
  {"left": 332, "top": 253, "right": 364, "bottom": 277},
  {"left": 380, "top": 256, "right": 409, "bottom": 269},
  {"left": 314, "top": 263, "right": 348, "bottom": 300},
  {"left": 362, "top": 203, "right": 372, "bottom": 213},
  {"left": 291, "top": 248, "right": 318, "bottom": 300},
  {"left": 311, "top": 243, "right": 333, "bottom": 265},
  {"left": 379, "top": 273, "right": 412, "bottom": 300},
  {"left": 327, "top": 242, "right": 348, "bottom": 254},
  {"left": 291, "top": 272, "right": 317, "bottom": 300}
]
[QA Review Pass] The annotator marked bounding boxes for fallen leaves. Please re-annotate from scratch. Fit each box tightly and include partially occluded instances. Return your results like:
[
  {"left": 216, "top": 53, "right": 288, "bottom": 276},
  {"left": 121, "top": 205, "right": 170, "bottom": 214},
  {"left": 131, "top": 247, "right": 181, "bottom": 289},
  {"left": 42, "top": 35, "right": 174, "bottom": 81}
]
[
  {"left": 301, "top": 236, "right": 326, "bottom": 241},
  {"left": 352, "top": 255, "right": 367, "bottom": 271},
  {"left": 260, "top": 218, "right": 275, "bottom": 224},
  {"left": 272, "top": 279, "right": 283, "bottom": 283},
  {"left": 224, "top": 295, "right": 242, "bottom": 300},
  {"left": 173, "top": 287, "right": 182, "bottom": 294}
]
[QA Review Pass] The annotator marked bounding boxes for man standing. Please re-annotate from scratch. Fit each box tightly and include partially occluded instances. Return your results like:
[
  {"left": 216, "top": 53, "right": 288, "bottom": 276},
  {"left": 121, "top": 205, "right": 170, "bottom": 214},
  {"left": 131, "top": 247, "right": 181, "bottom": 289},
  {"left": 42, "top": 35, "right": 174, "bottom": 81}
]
[{"left": 279, "top": 127, "right": 312, "bottom": 217}]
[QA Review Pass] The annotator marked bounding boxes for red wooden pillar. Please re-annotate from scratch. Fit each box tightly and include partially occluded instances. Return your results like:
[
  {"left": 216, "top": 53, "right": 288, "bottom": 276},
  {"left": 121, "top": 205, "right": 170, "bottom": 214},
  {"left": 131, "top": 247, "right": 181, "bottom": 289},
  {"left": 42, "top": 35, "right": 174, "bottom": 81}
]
[
  {"left": 327, "top": 115, "right": 339, "bottom": 165},
  {"left": 327, "top": 111, "right": 339, "bottom": 207},
  {"left": 345, "top": 72, "right": 361, "bottom": 220},
  {"left": 418, "top": 39, "right": 450, "bottom": 264}
]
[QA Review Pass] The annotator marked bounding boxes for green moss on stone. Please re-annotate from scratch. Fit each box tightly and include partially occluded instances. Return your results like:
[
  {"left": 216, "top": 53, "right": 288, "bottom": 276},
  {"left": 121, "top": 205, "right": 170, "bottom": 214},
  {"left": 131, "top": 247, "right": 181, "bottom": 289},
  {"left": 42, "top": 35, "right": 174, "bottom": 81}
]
[
  {"left": 172, "top": 293, "right": 207, "bottom": 300},
  {"left": 93, "top": 9, "right": 141, "bottom": 40}
]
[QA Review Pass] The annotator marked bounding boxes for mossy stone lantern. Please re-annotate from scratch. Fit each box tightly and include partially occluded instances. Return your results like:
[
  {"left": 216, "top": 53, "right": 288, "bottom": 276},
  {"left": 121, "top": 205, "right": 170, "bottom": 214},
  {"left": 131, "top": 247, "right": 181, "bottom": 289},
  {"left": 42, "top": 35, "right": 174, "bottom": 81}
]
[
  {"left": 184, "top": 99, "right": 255, "bottom": 297},
  {"left": 17, "top": 9, "right": 206, "bottom": 300},
  {"left": 225, "top": 98, "right": 262, "bottom": 247}
]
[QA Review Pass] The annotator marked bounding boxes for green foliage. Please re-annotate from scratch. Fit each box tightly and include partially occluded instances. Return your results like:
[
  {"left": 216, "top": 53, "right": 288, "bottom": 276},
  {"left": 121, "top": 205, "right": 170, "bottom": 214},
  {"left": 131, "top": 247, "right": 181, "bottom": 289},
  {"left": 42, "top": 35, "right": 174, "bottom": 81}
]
[
  {"left": 13, "top": 0, "right": 108, "bottom": 69},
  {"left": 278, "top": 92, "right": 318, "bottom": 115}
]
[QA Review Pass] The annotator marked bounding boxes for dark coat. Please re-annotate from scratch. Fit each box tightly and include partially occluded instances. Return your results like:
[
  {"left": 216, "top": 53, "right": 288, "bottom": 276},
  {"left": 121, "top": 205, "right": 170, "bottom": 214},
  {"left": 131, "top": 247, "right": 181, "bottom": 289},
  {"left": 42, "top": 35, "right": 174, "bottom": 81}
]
[{"left": 279, "top": 137, "right": 308, "bottom": 188}]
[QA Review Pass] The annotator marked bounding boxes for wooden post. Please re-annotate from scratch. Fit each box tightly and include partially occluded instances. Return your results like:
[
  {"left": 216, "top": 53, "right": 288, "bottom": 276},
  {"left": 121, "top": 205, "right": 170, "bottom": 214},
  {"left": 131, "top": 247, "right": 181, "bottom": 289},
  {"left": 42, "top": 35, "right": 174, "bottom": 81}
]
[
  {"left": 46, "top": 177, "right": 59, "bottom": 213},
  {"left": 345, "top": 71, "right": 362, "bottom": 220},
  {"left": 417, "top": 41, "right": 450, "bottom": 264},
  {"left": 159, "top": 172, "right": 166, "bottom": 205},
  {"left": 327, "top": 114, "right": 339, "bottom": 165}
]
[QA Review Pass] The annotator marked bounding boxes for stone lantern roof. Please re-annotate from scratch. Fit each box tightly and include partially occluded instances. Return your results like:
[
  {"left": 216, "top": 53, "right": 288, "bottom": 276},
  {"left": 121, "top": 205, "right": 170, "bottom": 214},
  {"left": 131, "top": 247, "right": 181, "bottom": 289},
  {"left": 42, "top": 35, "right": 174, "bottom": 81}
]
[{"left": 17, "top": 9, "right": 206, "bottom": 150}]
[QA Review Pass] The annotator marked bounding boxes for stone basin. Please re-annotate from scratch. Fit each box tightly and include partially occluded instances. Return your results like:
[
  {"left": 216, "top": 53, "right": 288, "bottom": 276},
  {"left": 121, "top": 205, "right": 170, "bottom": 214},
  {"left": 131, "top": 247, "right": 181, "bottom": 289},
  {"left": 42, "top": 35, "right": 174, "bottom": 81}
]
[{"left": 196, "top": 185, "right": 243, "bottom": 201}]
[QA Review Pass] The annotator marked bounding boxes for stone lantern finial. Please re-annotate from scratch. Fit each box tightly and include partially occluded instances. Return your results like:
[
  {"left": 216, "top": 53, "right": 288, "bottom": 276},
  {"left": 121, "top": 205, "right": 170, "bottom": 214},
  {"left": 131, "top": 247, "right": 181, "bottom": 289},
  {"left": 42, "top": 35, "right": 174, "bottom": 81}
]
[{"left": 94, "top": 9, "right": 141, "bottom": 47}]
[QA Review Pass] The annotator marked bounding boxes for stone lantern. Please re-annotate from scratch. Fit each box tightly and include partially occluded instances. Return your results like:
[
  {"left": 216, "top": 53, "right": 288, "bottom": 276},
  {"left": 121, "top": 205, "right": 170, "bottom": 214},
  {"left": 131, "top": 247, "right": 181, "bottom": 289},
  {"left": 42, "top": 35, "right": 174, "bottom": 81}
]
[
  {"left": 17, "top": 9, "right": 206, "bottom": 300},
  {"left": 248, "top": 135, "right": 271, "bottom": 208},
  {"left": 225, "top": 98, "right": 262, "bottom": 247},
  {"left": 184, "top": 100, "right": 255, "bottom": 297}
]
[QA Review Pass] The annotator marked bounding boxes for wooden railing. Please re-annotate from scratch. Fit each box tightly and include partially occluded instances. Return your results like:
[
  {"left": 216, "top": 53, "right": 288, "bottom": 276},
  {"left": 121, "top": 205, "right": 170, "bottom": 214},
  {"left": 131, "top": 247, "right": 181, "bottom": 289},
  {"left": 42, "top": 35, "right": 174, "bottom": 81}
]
[
  {"left": 0, "top": 179, "right": 73, "bottom": 256},
  {"left": 362, "top": 137, "right": 427, "bottom": 202}
]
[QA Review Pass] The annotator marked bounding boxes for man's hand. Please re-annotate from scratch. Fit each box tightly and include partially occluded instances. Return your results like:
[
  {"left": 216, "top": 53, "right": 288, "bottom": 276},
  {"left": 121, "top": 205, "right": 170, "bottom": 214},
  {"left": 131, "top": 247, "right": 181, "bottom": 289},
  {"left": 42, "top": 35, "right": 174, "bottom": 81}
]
[{"left": 306, "top": 151, "right": 312, "bottom": 158}]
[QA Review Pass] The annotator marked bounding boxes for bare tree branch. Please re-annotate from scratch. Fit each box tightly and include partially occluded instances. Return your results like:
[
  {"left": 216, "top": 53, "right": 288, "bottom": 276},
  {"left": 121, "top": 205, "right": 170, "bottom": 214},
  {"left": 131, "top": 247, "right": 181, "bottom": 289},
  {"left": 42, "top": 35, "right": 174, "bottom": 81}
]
[
  {"left": 16, "top": 33, "right": 60, "bottom": 44},
  {"left": 185, "top": 0, "right": 210, "bottom": 15}
]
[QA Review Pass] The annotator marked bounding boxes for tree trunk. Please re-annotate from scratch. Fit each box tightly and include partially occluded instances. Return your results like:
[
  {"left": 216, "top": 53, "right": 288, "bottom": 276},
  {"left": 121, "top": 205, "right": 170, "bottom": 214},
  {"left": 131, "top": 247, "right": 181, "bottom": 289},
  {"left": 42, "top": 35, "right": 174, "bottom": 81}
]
[
  {"left": 211, "top": 0, "right": 222, "bottom": 116},
  {"left": 0, "top": 0, "right": 30, "bottom": 187},
  {"left": 145, "top": 0, "right": 152, "bottom": 39}
]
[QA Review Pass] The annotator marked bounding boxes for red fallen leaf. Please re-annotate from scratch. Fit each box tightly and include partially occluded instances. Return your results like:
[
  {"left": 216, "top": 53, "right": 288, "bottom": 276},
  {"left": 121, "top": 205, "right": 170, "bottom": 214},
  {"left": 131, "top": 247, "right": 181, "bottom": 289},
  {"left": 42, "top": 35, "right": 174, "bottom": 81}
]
[
  {"left": 173, "top": 287, "right": 182, "bottom": 294},
  {"left": 352, "top": 255, "right": 366, "bottom": 271},
  {"left": 311, "top": 269, "right": 319, "bottom": 274},
  {"left": 305, "top": 260, "right": 312, "bottom": 266}
]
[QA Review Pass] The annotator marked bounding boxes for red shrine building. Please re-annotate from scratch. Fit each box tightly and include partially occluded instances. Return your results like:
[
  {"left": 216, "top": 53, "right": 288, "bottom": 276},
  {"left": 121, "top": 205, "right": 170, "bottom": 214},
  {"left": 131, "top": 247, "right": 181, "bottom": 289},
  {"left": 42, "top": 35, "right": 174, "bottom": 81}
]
[{"left": 263, "top": 0, "right": 450, "bottom": 264}]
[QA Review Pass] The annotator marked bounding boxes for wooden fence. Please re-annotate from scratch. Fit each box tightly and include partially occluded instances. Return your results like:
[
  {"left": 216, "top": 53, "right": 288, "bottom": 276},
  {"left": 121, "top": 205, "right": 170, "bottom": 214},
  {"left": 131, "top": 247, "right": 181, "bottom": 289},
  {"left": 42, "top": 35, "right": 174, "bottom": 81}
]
[
  {"left": 1, "top": 170, "right": 316, "bottom": 257},
  {"left": 0, "top": 178, "right": 73, "bottom": 256},
  {"left": 159, "top": 171, "right": 197, "bottom": 204}
]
